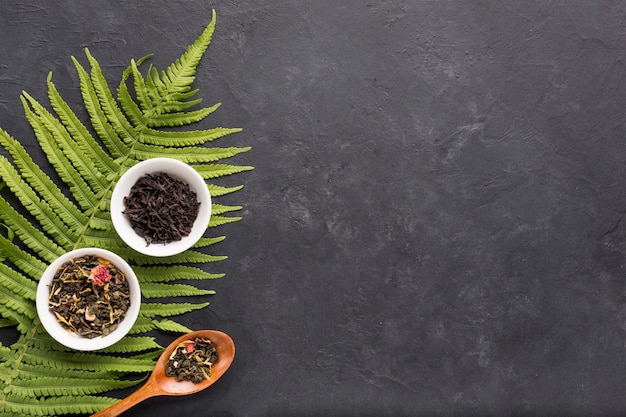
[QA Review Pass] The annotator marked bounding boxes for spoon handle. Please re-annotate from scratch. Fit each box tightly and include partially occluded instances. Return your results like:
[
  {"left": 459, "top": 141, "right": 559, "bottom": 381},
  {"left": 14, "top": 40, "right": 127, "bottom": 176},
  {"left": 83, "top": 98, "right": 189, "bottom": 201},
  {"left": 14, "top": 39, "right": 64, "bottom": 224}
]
[{"left": 90, "top": 380, "right": 158, "bottom": 417}]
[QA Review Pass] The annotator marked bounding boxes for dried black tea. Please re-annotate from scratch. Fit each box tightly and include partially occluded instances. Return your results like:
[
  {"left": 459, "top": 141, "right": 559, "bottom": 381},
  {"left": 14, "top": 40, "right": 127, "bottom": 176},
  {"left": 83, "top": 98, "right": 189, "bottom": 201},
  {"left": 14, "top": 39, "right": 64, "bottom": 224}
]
[
  {"left": 165, "top": 337, "right": 218, "bottom": 383},
  {"left": 122, "top": 172, "right": 200, "bottom": 245},
  {"left": 48, "top": 255, "right": 131, "bottom": 338}
]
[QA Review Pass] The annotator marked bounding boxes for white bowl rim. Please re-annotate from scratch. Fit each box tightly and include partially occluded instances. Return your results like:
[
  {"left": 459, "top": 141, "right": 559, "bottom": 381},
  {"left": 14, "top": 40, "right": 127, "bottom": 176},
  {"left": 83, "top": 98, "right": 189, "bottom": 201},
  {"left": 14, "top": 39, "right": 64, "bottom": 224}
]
[
  {"left": 36, "top": 247, "right": 141, "bottom": 351},
  {"left": 110, "top": 158, "right": 212, "bottom": 257}
]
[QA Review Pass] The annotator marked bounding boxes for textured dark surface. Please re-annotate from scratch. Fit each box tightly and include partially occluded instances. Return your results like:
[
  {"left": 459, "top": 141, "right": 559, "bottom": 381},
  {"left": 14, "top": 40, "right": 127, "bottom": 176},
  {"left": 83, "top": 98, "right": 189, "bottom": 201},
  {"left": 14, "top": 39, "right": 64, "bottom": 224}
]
[{"left": 2, "top": 1, "right": 626, "bottom": 416}]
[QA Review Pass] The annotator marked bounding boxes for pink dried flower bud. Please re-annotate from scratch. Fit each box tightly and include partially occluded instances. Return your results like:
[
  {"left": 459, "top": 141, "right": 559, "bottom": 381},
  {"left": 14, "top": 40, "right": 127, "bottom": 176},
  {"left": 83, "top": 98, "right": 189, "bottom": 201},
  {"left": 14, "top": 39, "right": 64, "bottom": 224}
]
[
  {"left": 89, "top": 264, "right": 111, "bottom": 286},
  {"left": 184, "top": 340, "right": 195, "bottom": 353}
]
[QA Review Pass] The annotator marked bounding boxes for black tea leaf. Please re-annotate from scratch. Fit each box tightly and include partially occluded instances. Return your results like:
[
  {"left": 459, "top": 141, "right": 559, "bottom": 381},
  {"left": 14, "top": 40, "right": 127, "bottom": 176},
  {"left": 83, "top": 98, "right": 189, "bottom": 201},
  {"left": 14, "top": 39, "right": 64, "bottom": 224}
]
[{"left": 123, "top": 172, "right": 200, "bottom": 245}]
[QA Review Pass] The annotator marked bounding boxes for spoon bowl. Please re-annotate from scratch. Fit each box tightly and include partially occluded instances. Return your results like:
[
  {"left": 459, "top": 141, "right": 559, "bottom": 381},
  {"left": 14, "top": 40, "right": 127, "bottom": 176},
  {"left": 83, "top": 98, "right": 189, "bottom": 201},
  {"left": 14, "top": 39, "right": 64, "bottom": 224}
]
[{"left": 91, "top": 330, "right": 235, "bottom": 416}]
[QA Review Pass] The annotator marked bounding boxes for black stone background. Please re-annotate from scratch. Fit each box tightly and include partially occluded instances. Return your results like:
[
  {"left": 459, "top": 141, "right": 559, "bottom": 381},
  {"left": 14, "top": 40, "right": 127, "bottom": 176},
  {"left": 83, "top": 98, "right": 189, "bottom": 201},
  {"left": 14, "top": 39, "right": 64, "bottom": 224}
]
[{"left": 1, "top": 1, "right": 626, "bottom": 416}]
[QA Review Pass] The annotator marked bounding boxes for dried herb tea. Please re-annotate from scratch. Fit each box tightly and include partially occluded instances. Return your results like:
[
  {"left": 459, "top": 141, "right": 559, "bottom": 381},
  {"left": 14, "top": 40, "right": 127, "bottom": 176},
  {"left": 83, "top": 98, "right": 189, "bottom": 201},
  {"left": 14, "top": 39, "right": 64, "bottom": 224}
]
[
  {"left": 123, "top": 172, "right": 200, "bottom": 245},
  {"left": 166, "top": 337, "right": 218, "bottom": 383},
  {"left": 48, "top": 255, "right": 131, "bottom": 338}
]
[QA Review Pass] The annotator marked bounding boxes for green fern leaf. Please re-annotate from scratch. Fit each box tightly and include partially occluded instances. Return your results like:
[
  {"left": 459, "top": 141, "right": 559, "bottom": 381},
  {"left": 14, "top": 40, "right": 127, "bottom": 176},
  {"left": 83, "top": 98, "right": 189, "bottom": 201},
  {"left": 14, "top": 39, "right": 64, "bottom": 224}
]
[
  {"left": 194, "top": 235, "right": 227, "bottom": 248},
  {"left": 131, "top": 250, "right": 227, "bottom": 265},
  {"left": 211, "top": 203, "right": 243, "bottom": 215},
  {"left": 0, "top": 235, "right": 47, "bottom": 279},
  {"left": 98, "top": 336, "right": 162, "bottom": 354},
  {"left": 9, "top": 376, "right": 141, "bottom": 397},
  {"left": 208, "top": 183, "right": 245, "bottom": 197},
  {"left": 47, "top": 75, "right": 119, "bottom": 177},
  {"left": 22, "top": 92, "right": 109, "bottom": 195},
  {"left": 139, "top": 125, "right": 243, "bottom": 146},
  {"left": 196, "top": 163, "right": 255, "bottom": 179},
  {"left": 133, "top": 264, "right": 224, "bottom": 283},
  {"left": 0, "top": 202, "right": 61, "bottom": 272},
  {"left": 0, "top": 130, "right": 90, "bottom": 231},
  {"left": 143, "top": 10, "right": 217, "bottom": 115},
  {"left": 139, "top": 302, "right": 209, "bottom": 318},
  {"left": 130, "top": 142, "right": 251, "bottom": 163},
  {"left": 146, "top": 103, "right": 222, "bottom": 128},
  {"left": 0, "top": 11, "right": 251, "bottom": 415},
  {"left": 141, "top": 282, "right": 215, "bottom": 299},
  {"left": 2, "top": 394, "right": 118, "bottom": 416},
  {"left": 128, "top": 317, "right": 158, "bottom": 334},
  {"left": 0, "top": 155, "right": 79, "bottom": 248},
  {"left": 22, "top": 347, "right": 155, "bottom": 373},
  {"left": 11, "top": 361, "right": 120, "bottom": 380},
  {"left": 209, "top": 215, "right": 243, "bottom": 227},
  {"left": 0, "top": 263, "right": 36, "bottom": 301},
  {"left": 152, "top": 318, "right": 193, "bottom": 333},
  {"left": 71, "top": 56, "right": 131, "bottom": 159},
  {"left": 0, "top": 319, "right": 18, "bottom": 329}
]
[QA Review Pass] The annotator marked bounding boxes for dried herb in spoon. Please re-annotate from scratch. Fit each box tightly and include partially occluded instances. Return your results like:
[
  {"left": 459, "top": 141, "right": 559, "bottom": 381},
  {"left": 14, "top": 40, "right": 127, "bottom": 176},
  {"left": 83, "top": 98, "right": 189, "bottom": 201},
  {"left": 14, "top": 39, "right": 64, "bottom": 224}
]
[
  {"left": 48, "top": 255, "right": 130, "bottom": 338},
  {"left": 166, "top": 337, "right": 218, "bottom": 383},
  {"left": 122, "top": 172, "right": 200, "bottom": 246}
]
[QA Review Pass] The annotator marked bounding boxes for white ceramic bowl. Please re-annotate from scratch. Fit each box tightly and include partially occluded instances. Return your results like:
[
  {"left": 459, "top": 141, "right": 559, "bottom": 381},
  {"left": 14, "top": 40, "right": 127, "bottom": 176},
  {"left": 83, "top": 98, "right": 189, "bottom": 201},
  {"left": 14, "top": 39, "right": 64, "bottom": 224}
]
[
  {"left": 36, "top": 248, "right": 141, "bottom": 351},
  {"left": 110, "top": 158, "right": 212, "bottom": 257}
]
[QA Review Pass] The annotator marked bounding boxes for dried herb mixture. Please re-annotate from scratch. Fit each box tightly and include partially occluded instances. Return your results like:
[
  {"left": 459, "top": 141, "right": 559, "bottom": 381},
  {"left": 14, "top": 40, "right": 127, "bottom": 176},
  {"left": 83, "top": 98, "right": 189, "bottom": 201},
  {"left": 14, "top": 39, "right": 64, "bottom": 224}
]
[
  {"left": 166, "top": 337, "right": 218, "bottom": 383},
  {"left": 48, "top": 255, "right": 130, "bottom": 338},
  {"left": 123, "top": 172, "right": 200, "bottom": 245}
]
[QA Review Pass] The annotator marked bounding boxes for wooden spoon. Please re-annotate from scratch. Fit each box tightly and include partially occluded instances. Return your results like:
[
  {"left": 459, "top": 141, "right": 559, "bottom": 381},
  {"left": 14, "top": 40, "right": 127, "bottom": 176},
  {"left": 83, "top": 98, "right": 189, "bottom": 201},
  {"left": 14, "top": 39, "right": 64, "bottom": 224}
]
[{"left": 91, "top": 330, "right": 235, "bottom": 417}]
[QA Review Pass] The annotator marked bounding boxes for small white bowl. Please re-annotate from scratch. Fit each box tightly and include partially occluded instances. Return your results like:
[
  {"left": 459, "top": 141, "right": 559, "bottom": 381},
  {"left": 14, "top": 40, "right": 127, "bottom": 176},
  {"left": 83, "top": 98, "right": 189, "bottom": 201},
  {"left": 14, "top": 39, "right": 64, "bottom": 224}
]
[
  {"left": 110, "top": 158, "right": 212, "bottom": 257},
  {"left": 36, "top": 248, "right": 141, "bottom": 351}
]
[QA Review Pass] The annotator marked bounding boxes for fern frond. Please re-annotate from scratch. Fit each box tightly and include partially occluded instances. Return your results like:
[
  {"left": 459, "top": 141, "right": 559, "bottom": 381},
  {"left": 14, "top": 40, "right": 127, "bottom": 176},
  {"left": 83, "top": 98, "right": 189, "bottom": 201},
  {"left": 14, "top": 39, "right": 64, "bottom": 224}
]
[
  {"left": 80, "top": 228, "right": 124, "bottom": 249},
  {"left": 209, "top": 215, "right": 243, "bottom": 227},
  {"left": 0, "top": 285, "right": 35, "bottom": 320},
  {"left": 0, "top": 235, "right": 47, "bottom": 279},
  {"left": 23, "top": 347, "right": 155, "bottom": 373},
  {"left": 208, "top": 183, "right": 245, "bottom": 197},
  {"left": 211, "top": 203, "right": 243, "bottom": 215},
  {"left": 144, "top": 9, "right": 217, "bottom": 114},
  {"left": 22, "top": 92, "right": 109, "bottom": 194},
  {"left": 139, "top": 302, "right": 209, "bottom": 318},
  {"left": 128, "top": 317, "right": 157, "bottom": 334},
  {"left": 98, "top": 336, "right": 162, "bottom": 354},
  {"left": 0, "top": 263, "right": 36, "bottom": 301},
  {"left": 0, "top": 306, "right": 33, "bottom": 335},
  {"left": 47, "top": 75, "right": 119, "bottom": 177},
  {"left": 0, "top": 129, "right": 89, "bottom": 231},
  {"left": 129, "top": 59, "right": 153, "bottom": 114},
  {"left": 196, "top": 163, "right": 254, "bottom": 179},
  {"left": 131, "top": 250, "right": 227, "bottom": 265},
  {"left": 88, "top": 213, "right": 113, "bottom": 231},
  {"left": 133, "top": 265, "right": 224, "bottom": 283},
  {"left": 0, "top": 318, "right": 18, "bottom": 329},
  {"left": 141, "top": 282, "right": 215, "bottom": 299},
  {"left": 0, "top": 156, "right": 78, "bottom": 249},
  {"left": 127, "top": 316, "right": 193, "bottom": 335},
  {"left": 139, "top": 126, "right": 242, "bottom": 147},
  {"left": 71, "top": 56, "right": 130, "bottom": 159},
  {"left": 152, "top": 318, "right": 193, "bottom": 333},
  {"left": 84, "top": 49, "right": 137, "bottom": 146},
  {"left": 117, "top": 65, "right": 150, "bottom": 128},
  {"left": 131, "top": 142, "right": 251, "bottom": 163},
  {"left": 119, "top": 62, "right": 224, "bottom": 128},
  {"left": 0, "top": 12, "right": 250, "bottom": 415},
  {"left": 22, "top": 98, "right": 101, "bottom": 212},
  {"left": 2, "top": 393, "right": 118, "bottom": 416},
  {"left": 146, "top": 103, "right": 222, "bottom": 128},
  {"left": 0, "top": 196, "right": 64, "bottom": 262},
  {"left": 13, "top": 361, "right": 120, "bottom": 380},
  {"left": 193, "top": 235, "right": 227, "bottom": 248},
  {"left": 9, "top": 375, "right": 141, "bottom": 397}
]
